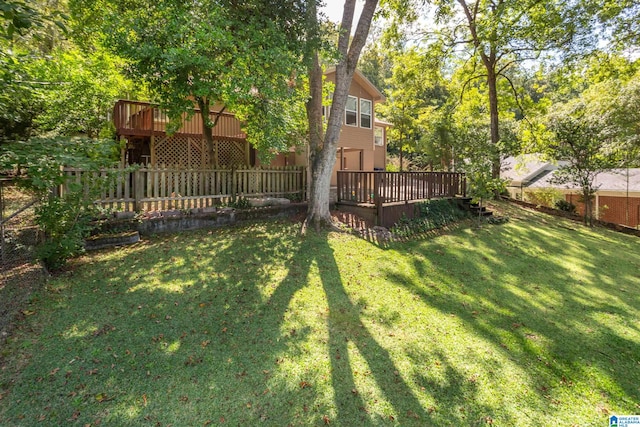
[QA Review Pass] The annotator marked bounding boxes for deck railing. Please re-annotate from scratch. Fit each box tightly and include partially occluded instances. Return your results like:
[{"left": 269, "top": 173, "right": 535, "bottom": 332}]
[
  {"left": 60, "top": 165, "right": 306, "bottom": 212},
  {"left": 337, "top": 171, "right": 466, "bottom": 205},
  {"left": 113, "top": 100, "right": 245, "bottom": 140}
]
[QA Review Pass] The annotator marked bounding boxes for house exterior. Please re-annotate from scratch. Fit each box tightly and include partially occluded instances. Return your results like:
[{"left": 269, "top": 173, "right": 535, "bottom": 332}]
[
  {"left": 503, "top": 154, "right": 640, "bottom": 228},
  {"left": 114, "top": 69, "right": 390, "bottom": 183},
  {"left": 263, "top": 68, "right": 389, "bottom": 185}
]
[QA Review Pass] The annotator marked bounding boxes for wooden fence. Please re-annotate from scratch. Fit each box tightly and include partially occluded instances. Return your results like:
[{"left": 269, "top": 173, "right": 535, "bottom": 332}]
[
  {"left": 60, "top": 165, "right": 307, "bottom": 212},
  {"left": 337, "top": 171, "right": 466, "bottom": 205}
]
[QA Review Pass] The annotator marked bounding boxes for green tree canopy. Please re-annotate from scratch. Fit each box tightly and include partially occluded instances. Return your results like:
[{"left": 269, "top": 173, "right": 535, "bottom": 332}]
[{"left": 70, "top": 0, "right": 311, "bottom": 163}]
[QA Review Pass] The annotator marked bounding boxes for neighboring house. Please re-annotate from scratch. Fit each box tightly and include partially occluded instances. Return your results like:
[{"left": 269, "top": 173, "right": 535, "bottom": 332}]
[
  {"left": 503, "top": 154, "right": 640, "bottom": 228},
  {"left": 114, "top": 68, "right": 391, "bottom": 184}
]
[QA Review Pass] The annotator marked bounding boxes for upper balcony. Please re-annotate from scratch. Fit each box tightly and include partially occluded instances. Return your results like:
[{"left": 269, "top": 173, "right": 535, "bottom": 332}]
[{"left": 113, "top": 99, "right": 246, "bottom": 141}]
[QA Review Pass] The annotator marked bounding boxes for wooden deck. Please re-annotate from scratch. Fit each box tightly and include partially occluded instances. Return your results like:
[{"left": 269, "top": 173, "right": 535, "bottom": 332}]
[
  {"left": 336, "top": 171, "right": 467, "bottom": 228},
  {"left": 113, "top": 100, "right": 246, "bottom": 141}
]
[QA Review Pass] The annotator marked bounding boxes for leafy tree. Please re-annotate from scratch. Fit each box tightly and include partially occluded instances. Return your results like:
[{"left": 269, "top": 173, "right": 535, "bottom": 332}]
[
  {"left": 387, "top": 0, "right": 592, "bottom": 190},
  {"left": 71, "top": 0, "right": 310, "bottom": 166},
  {"left": 358, "top": 41, "right": 393, "bottom": 94},
  {"left": 0, "top": 1, "right": 135, "bottom": 142},
  {"left": 377, "top": 47, "right": 448, "bottom": 170},
  {"left": 32, "top": 47, "right": 140, "bottom": 138},
  {"left": 0, "top": 47, "right": 41, "bottom": 143},
  {"left": 580, "top": 70, "right": 640, "bottom": 162},
  {"left": 594, "top": 0, "right": 640, "bottom": 49},
  {"left": 546, "top": 100, "right": 622, "bottom": 226}
]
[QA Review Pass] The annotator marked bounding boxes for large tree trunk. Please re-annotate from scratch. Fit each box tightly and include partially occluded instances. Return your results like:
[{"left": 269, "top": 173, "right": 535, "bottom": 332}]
[
  {"left": 303, "top": 0, "right": 379, "bottom": 231},
  {"left": 197, "top": 97, "right": 216, "bottom": 167},
  {"left": 458, "top": 0, "right": 502, "bottom": 194},
  {"left": 486, "top": 66, "right": 501, "bottom": 182},
  {"left": 305, "top": 51, "right": 330, "bottom": 229}
]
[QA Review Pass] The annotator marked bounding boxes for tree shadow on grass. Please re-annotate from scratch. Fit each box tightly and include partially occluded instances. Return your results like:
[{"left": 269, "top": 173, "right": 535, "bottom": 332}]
[
  {"left": 382, "top": 212, "right": 640, "bottom": 424},
  {"left": 314, "top": 237, "right": 434, "bottom": 425},
  {"left": 0, "top": 220, "right": 456, "bottom": 426}
]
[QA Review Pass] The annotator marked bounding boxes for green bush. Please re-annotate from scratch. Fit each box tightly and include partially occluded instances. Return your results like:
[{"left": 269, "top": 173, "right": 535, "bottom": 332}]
[
  {"left": 35, "top": 192, "right": 95, "bottom": 270},
  {"left": 1, "top": 137, "right": 121, "bottom": 269},
  {"left": 391, "top": 199, "right": 471, "bottom": 238},
  {"left": 555, "top": 199, "right": 577, "bottom": 213},
  {"left": 525, "top": 188, "right": 562, "bottom": 207},
  {"left": 229, "top": 197, "right": 252, "bottom": 209}
]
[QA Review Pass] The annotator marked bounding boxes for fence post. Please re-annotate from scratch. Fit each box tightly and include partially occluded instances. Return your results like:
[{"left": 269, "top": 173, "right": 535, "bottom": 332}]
[
  {"left": 134, "top": 168, "right": 144, "bottom": 211},
  {"left": 232, "top": 167, "right": 238, "bottom": 202},
  {"left": 462, "top": 173, "right": 467, "bottom": 197}
]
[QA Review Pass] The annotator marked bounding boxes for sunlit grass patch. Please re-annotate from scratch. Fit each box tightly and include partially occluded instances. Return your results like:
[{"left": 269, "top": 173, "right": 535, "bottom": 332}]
[{"left": 0, "top": 208, "right": 638, "bottom": 426}]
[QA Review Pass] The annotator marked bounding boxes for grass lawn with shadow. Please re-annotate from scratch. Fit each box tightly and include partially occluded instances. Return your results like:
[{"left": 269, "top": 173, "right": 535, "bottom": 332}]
[{"left": 0, "top": 202, "right": 638, "bottom": 426}]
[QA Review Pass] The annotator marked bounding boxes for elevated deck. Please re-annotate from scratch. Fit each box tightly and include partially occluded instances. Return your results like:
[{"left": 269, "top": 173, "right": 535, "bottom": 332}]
[
  {"left": 113, "top": 100, "right": 246, "bottom": 142},
  {"left": 335, "top": 171, "right": 467, "bottom": 228}
]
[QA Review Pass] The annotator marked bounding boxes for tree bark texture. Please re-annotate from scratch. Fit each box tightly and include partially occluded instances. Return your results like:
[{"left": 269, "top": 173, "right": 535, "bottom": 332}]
[
  {"left": 197, "top": 97, "right": 216, "bottom": 167},
  {"left": 458, "top": 0, "right": 502, "bottom": 183},
  {"left": 304, "top": 0, "right": 379, "bottom": 230}
]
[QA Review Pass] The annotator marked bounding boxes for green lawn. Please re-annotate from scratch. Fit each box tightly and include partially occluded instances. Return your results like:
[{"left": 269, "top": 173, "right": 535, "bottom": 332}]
[{"left": 1, "top": 202, "right": 639, "bottom": 426}]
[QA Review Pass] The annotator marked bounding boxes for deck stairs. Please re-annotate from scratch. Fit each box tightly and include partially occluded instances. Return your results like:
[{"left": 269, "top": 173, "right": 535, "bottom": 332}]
[{"left": 457, "top": 197, "right": 494, "bottom": 217}]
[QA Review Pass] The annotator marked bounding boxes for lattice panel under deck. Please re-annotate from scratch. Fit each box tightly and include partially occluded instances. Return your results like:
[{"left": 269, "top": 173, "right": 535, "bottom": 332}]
[
  {"left": 154, "top": 136, "right": 205, "bottom": 168},
  {"left": 217, "top": 139, "right": 246, "bottom": 167}
]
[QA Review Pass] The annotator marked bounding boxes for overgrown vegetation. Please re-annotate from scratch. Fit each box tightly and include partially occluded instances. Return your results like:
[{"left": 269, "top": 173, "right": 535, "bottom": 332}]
[
  {"left": 555, "top": 199, "right": 577, "bottom": 213},
  {"left": 524, "top": 188, "right": 563, "bottom": 208},
  {"left": 0, "top": 203, "right": 638, "bottom": 425},
  {"left": 0, "top": 137, "right": 121, "bottom": 269},
  {"left": 391, "top": 199, "right": 471, "bottom": 238}
]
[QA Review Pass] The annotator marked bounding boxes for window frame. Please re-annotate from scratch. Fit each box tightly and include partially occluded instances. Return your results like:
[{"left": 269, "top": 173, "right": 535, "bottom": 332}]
[
  {"left": 374, "top": 126, "right": 384, "bottom": 146},
  {"left": 345, "top": 95, "right": 358, "bottom": 127},
  {"left": 360, "top": 98, "right": 372, "bottom": 129}
]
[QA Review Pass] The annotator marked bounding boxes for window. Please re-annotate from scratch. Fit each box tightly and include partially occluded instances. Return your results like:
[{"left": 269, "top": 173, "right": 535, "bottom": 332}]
[
  {"left": 360, "top": 99, "right": 372, "bottom": 129},
  {"left": 374, "top": 126, "right": 384, "bottom": 146},
  {"left": 345, "top": 95, "right": 358, "bottom": 126}
]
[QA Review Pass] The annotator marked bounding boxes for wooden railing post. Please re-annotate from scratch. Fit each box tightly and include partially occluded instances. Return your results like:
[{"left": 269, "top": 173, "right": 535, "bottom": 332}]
[{"left": 374, "top": 172, "right": 383, "bottom": 226}]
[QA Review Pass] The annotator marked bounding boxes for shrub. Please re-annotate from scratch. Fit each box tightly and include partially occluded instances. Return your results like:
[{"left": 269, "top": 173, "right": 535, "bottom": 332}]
[
  {"left": 391, "top": 199, "right": 471, "bottom": 238},
  {"left": 525, "top": 188, "right": 562, "bottom": 207},
  {"left": 229, "top": 197, "right": 252, "bottom": 209},
  {"left": 1, "top": 137, "right": 121, "bottom": 269},
  {"left": 555, "top": 199, "right": 577, "bottom": 213},
  {"left": 35, "top": 190, "right": 96, "bottom": 270}
]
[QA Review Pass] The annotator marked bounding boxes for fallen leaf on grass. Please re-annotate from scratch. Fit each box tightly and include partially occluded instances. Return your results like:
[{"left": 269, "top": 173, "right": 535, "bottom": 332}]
[{"left": 95, "top": 393, "right": 113, "bottom": 402}]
